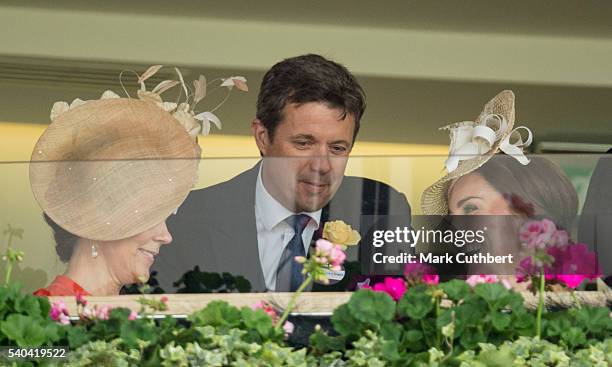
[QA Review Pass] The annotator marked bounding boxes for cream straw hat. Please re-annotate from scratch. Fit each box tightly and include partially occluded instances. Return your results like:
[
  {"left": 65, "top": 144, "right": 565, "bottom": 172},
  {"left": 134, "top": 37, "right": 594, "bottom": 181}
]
[{"left": 421, "top": 90, "right": 533, "bottom": 215}]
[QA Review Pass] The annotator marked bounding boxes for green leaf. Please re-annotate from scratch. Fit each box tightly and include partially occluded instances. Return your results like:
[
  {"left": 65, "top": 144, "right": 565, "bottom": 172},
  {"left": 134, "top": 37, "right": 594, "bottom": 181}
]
[
  {"left": 188, "top": 300, "right": 242, "bottom": 329},
  {"left": 491, "top": 311, "right": 511, "bottom": 331},
  {"left": 379, "top": 321, "right": 402, "bottom": 342},
  {"left": 309, "top": 330, "right": 346, "bottom": 353},
  {"left": 475, "top": 344, "right": 516, "bottom": 367},
  {"left": 441, "top": 279, "right": 470, "bottom": 302},
  {"left": 380, "top": 339, "right": 402, "bottom": 361},
  {"left": 347, "top": 289, "right": 396, "bottom": 325},
  {"left": 578, "top": 307, "right": 612, "bottom": 335},
  {"left": 66, "top": 326, "right": 90, "bottom": 349},
  {"left": 240, "top": 307, "right": 275, "bottom": 340},
  {"left": 331, "top": 303, "right": 363, "bottom": 337},
  {"left": 474, "top": 283, "right": 511, "bottom": 308},
  {"left": 561, "top": 327, "right": 587, "bottom": 349},
  {"left": 544, "top": 317, "right": 572, "bottom": 338},
  {"left": 404, "top": 329, "right": 423, "bottom": 344},
  {"left": 13, "top": 294, "right": 42, "bottom": 317},
  {"left": 459, "top": 328, "right": 486, "bottom": 350},
  {"left": 120, "top": 319, "right": 157, "bottom": 348},
  {"left": 0, "top": 314, "right": 45, "bottom": 347},
  {"left": 398, "top": 288, "right": 433, "bottom": 320},
  {"left": 43, "top": 322, "right": 63, "bottom": 343}
]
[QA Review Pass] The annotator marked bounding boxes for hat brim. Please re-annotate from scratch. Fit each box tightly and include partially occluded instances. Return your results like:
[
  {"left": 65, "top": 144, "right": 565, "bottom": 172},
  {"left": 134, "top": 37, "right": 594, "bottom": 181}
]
[
  {"left": 421, "top": 90, "right": 516, "bottom": 215},
  {"left": 30, "top": 98, "right": 199, "bottom": 241}
]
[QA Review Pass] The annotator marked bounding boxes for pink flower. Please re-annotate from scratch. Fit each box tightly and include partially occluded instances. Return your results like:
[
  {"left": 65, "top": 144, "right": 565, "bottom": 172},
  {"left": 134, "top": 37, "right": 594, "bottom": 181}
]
[
  {"left": 58, "top": 313, "right": 70, "bottom": 325},
  {"left": 50, "top": 300, "right": 70, "bottom": 324},
  {"left": 315, "top": 239, "right": 334, "bottom": 255},
  {"left": 252, "top": 300, "right": 278, "bottom": 320},
  {"left": 96, "top": 306, "right": 112, "bottom": 320},
  {"left": 76, "top": 293, "right": 88, "bottom": 307},
  {"left": 160, "top": 296, "right": 169, "bottom": 304},
  {"left": 466, "top": 274, "right": 511, "bottom": 289},
  {"left": 128, "top": 310, "right": 138, "bottom": 320},
  {"left": 80, "top": 306, "right": 94, "bottom": 319},
  {"left": 404, "top": 262, "right": 438, "bottom": 285},
  {"left": 556, "top": 275, "right": 587, "bottom": 289},
  {"left": 519, "top": 219, "right": 557, "bottom": 249},
  {"left": 422, "top": 274, "right": 440, "bottom": 285},
  {"left": 371, "top": 277, "right": 407, "bottom": 301},
  {"left": 283, "top": 321, "right": 294, "bottom": 335},
  {"left": 549, "top": 230, "right": 570, "bottom": 247},
  {"left": 329, "top": 245, "right": 346, "bottom": 268}
]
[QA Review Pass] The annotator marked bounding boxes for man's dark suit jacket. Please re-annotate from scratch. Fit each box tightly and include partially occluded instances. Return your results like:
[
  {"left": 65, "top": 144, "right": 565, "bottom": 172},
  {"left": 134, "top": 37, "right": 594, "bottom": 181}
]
[
  {"left": 153, "top": 162, "right": 412, "bottom": 292},
  {"left": 578, "top": 149, "right": 612, "bottom": 283}
]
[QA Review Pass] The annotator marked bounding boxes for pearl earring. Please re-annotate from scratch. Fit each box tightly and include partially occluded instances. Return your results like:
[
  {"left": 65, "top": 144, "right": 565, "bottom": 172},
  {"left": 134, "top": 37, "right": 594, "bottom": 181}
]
[{"left": 91, "top": 243, "right": 98, "bottom": 258}]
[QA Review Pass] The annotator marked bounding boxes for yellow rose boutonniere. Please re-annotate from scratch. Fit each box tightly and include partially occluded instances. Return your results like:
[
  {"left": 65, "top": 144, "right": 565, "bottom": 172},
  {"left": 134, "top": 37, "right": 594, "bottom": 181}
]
[{"left": 322, "top": 220, "right": 361, "bottom": 248}]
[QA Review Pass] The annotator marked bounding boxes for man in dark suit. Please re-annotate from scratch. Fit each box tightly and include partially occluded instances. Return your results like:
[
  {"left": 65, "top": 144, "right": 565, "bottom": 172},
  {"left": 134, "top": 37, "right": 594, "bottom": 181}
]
[
  {"left": 578, "top": 148, "right": 612, "bottom": 286},
  {"left": 154, "top": 54, "right": 412, "bottom": 292}
]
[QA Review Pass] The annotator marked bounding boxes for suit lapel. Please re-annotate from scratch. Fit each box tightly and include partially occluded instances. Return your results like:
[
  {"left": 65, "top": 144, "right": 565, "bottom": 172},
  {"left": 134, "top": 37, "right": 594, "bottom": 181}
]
[{"left": 211, "top": 162, "right": 266, "bottom": 291}]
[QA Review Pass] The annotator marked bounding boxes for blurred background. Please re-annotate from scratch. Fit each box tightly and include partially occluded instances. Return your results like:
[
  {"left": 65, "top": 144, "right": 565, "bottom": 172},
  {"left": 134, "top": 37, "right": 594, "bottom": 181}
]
[{"left": 0, "top": 0, "right": 611, "bottom": 291}]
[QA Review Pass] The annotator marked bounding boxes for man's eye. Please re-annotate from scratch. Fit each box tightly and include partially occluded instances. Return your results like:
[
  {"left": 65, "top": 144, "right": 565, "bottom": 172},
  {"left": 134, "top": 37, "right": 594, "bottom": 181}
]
[
  {"left": 330, "top": 145, "right": 347, "bottom": 154},
  {"left": 462, "top": 204, "right": 478, "bottom": 214},
  {"left": 294, "top": 141, "right": 310, "bottom": 148}
]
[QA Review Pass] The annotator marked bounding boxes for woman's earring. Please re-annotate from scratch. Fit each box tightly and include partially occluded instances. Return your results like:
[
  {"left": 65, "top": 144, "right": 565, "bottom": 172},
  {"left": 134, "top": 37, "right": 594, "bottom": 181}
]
[{"left": 91, "top": 243, "right": 98, "bottom": 258}]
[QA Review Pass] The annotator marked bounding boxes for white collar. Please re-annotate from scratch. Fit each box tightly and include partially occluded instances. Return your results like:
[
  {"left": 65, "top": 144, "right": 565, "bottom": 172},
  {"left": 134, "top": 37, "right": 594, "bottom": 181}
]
[{"left": 255, "top": 164, "right": 321, "bottom": 231}]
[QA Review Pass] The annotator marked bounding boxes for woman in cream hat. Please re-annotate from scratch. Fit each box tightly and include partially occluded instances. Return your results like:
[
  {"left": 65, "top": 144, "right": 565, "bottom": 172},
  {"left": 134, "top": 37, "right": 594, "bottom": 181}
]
[
  {"left": 31, "top": 66, "right": 245, "bottom": 296},
  {"left": 421, "top": 90, "right": 579, "bottom": 277}
]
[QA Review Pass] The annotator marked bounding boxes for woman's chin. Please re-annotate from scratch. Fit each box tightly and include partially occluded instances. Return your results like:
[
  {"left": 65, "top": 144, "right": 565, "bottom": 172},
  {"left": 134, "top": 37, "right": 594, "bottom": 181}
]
[{"left": 131, "top": 267, "right": 151, "bottom": 284}]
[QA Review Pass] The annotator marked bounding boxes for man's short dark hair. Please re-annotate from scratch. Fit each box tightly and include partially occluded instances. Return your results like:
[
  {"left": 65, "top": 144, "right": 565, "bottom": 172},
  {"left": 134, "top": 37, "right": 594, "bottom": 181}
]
[{"left": 256, "top": 54, "right": 366, "bottom": 142}]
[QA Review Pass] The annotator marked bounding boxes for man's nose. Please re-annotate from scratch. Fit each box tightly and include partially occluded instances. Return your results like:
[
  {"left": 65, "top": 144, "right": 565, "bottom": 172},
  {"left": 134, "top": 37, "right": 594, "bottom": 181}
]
[{"left": 308, "top": 147, "right": 332, "bottom": 174}]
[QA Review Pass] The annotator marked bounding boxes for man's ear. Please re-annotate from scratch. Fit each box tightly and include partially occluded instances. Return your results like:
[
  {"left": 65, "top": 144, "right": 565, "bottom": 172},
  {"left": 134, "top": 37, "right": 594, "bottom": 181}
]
[{"left": 251, "top": 118, "right": 270, "bottom": 155}]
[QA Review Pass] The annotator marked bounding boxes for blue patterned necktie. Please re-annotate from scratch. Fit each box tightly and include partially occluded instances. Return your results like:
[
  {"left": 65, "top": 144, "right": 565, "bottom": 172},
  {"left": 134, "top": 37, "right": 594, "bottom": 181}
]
[{"left": 275, "top": 214, "right": 311, "bottom": 292}]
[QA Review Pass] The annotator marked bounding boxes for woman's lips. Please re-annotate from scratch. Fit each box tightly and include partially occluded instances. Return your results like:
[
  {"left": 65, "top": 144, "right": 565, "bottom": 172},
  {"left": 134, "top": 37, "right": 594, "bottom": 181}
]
[{"left": 138, "top": 249, "right": 158, "bottom": 264}]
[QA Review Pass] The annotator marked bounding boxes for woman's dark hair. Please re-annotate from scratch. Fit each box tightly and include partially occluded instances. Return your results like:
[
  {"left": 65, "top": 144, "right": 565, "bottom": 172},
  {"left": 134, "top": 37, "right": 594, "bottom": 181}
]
[
  {"left": 475, "top": 155, "right": 579, "bottom": 230},
  {"left": 256, "top": 54, "right": 366, "bottom": 142},
  {"left": 43, "top": 213, "right": 79, "bottom": 262}
]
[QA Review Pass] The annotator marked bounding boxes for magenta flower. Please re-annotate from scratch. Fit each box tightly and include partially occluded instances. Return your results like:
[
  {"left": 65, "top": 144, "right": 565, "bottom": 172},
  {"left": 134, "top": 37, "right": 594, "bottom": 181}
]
[
  {"left": 369, "top": 277, "right": 407, "bottom": 301},
  {"left": 422, "top": 274, "right": 440, "bottom": 285},
  {"left": 50, "top": 300, "right": 70, "bottom": 325},
  {"left": 128, "top": 310, "right": 138, "bottom": 320},
  {"left": 549, "top": 243, "right": 600, "bottom": 288},
  {"left": 517, "top": 243, "right": 600, "bottom": 288},
  {"left": 519, "top": 219, "right": 557, "bottom": 249},
  {"left": 404, "top": 262, "right": 439, "bottom": 285}
]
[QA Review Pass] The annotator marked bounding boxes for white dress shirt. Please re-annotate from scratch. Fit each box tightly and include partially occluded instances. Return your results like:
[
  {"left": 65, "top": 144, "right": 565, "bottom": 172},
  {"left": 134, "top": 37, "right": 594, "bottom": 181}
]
[{"left": 255, "top": 166, "right": 321, "bottom": 291}]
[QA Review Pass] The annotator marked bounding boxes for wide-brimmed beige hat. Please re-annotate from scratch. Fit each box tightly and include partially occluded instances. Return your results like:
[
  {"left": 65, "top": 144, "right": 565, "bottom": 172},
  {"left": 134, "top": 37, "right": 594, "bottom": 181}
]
[
  {"left": 421, "top": 90, "right": 532, "bottom": 215},
  {"left": 30, "top": 98, "right": 200, "bottom": 241}
]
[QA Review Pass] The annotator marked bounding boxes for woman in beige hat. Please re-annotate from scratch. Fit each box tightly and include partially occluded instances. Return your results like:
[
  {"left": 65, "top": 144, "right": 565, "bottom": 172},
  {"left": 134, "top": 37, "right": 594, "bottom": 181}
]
[
  {"left": 30, "top": 66, "right": 244, "bottom": 296},
  {"left": 421, "top": 90, "right": 578, "bottom": 277}
]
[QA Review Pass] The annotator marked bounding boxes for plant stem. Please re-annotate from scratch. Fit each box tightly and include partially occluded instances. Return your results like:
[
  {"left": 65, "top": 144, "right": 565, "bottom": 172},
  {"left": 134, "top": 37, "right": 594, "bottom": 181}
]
[
  {"left": 4, "top": 262, "right": 13, "bottom": 286},
  {"left": 536, "top": 268, "right": 545, "bottom": 338},
  {"left": 3, "top": 232, "right": 14, "bottom": 286},
  {"left": 435, "top": 297, "right": 441, "bottom": 349},
  {"left": 276, "top": 275, "right": 313, "bottom": 330},
  {"left": 570, "top": 291, "right": 581, "bottom": 309}
]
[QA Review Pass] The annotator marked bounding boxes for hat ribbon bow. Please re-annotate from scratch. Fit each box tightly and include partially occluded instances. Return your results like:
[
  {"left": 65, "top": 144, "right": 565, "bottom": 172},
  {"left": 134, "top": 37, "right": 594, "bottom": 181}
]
[{"left": 443, "top": 113, "right": 533, "bottom": 173}]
